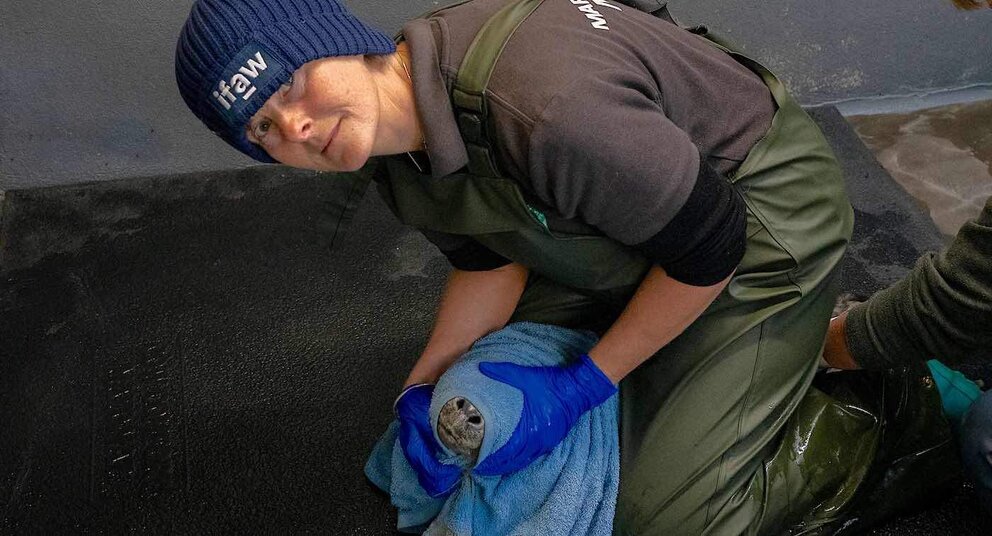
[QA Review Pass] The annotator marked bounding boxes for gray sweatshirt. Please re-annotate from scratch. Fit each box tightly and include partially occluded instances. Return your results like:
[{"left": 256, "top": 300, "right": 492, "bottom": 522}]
[{"left": 397, "top": 0, "right": 776, "bottom": 285}]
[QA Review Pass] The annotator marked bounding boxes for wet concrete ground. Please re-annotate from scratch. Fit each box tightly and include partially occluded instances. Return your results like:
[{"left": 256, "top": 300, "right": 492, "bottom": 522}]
[{"left": 848, "top": 99, "right": 992, "bottom": 239}]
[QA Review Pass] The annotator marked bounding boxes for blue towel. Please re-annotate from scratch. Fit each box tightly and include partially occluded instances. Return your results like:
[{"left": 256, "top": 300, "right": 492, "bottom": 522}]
[{"left": 365, "top": 322, "right": 620, "bottom": 535}]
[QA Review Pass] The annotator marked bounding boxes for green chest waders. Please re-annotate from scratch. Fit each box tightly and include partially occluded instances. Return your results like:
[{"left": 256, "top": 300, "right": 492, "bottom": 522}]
[{"left": 374, "top": 1, "right": 958, "bottom": 533}]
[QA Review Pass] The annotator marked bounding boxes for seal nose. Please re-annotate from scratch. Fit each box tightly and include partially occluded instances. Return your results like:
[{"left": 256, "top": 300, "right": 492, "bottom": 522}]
[{"left": 437, "top": 397, "right": 486, "bottom": 463}]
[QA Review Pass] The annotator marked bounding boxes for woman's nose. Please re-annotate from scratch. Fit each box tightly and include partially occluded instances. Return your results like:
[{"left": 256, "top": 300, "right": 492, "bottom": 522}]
[{"left": 275, "top": 108, "right": 313, "bottom": 143}]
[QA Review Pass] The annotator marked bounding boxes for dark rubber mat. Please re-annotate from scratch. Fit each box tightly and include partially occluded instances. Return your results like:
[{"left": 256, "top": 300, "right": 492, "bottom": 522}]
[{"left": 1, "top": 108, "right": 989, "bottom": 534}]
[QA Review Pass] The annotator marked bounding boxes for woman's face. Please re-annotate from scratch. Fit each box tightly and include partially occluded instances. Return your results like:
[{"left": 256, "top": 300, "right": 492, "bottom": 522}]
[{"left": 246, "top": 55, "right": 382, "bottom": 172}]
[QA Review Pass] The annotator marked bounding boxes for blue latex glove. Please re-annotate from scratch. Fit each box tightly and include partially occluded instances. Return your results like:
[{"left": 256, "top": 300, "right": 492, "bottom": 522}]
[
  {"left": 394, "top": 383, "right": 462, "bottom": 498},
  {"left": 473, "top": 354, "right": 617, "bottom": 476}
]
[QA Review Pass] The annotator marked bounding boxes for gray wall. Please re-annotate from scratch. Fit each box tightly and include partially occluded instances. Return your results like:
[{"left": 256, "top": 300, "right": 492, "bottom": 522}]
[{"left": 1, "top": 0, "right": 990, "bottom": 190}]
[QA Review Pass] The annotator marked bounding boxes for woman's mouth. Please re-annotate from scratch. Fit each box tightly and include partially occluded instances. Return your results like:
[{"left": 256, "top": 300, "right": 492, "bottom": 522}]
[{"left": 322, "top": 121, "right": 341, "bottom": 155}]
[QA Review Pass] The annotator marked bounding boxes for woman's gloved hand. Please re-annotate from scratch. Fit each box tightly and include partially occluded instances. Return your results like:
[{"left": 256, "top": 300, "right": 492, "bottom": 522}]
[
  {"left": 473, "top": 354, "right": 617, "bottom": 476},
  {"left": 394, "top": 383, "right": 462, "bottom": 498}
]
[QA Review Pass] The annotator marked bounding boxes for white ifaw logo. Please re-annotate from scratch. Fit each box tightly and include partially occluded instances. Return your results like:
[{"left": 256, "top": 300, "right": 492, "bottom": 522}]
[
  {"left": 212, "top": 51, "right": 269, "bottom": 111},
  {"left": 568, "top": 0, "right": 622, "bottom": 31}
]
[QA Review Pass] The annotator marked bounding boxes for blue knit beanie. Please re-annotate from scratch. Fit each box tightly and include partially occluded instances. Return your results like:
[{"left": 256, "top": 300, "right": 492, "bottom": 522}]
[{"left": 175, "top": 0, "right": 396, "bottom": 163}]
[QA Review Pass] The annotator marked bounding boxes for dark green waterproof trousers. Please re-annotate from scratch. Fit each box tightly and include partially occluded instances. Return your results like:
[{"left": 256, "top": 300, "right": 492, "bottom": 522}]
[{"left": 505, "top": 32, "right": 957, "bottom": 535}]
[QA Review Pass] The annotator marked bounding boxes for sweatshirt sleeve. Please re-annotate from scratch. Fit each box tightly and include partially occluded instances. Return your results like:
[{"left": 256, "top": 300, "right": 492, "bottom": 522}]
[
  {"left": 527, "top": 69, "right": 746, "bottom": 286},
  {"left": 845, "top": 196, "right": 992, "bottom": 369}
]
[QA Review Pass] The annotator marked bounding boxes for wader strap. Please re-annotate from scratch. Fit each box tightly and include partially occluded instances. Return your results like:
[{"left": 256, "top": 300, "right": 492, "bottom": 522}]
[{"left": 452, "top": 0, "right": 546, "bottom": 177}]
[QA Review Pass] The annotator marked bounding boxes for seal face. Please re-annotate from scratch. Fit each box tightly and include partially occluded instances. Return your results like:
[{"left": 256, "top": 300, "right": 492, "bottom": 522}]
[{"left": 437, "top": 397, "right": 485, "bottom": 463}]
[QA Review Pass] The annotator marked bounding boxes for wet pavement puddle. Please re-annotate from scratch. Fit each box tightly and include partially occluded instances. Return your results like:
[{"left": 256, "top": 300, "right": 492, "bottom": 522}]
[{"left": 848, "top": 99, "right": 992, "bottom": 238}]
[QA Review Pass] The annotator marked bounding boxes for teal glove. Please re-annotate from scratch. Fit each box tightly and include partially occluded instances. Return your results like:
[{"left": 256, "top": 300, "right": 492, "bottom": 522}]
[{"left": 927, "top": 359, "right": 983, "bottom": 427}]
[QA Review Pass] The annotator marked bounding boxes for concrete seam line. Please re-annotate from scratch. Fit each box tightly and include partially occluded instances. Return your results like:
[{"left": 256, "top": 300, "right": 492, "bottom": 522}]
[{"left": 814, "top": 83, "right": 992, "bottom": 116}]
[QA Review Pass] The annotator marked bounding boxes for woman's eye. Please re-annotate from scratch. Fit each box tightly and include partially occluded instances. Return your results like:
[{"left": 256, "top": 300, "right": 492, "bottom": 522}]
[{"left": 252, "top": 120, "right": 271, "bottom": 140}]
